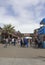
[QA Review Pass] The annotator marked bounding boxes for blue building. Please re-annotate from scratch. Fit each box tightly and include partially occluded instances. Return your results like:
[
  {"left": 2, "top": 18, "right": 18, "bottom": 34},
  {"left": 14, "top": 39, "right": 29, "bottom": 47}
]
[
  {"left": 38, "top": 26, "right": 45, "bottom": 35},
  {"left": 40, "top": 18, "right": 45, "bottom": 25},
  {"left": 38, "top": 18, "right": 45, "bottom": 48},
  {"left": 38, "top": 18, "right": 45, "bottom": 35}
]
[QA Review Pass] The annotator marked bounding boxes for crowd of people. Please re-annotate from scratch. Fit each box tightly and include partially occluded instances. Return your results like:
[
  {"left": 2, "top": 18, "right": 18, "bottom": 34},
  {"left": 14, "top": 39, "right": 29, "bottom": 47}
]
[
  {"left": 2, "top": 37, "right": 31, "bottom": 48},
  {"left": 1, "top": 35, "right": 44, "bottom": 48},
  {"left": 1, "top": 36, "right": 43, "bottom": 48},
  {"left": 35, "top": 37, "right": 42, "bottom": 48}
]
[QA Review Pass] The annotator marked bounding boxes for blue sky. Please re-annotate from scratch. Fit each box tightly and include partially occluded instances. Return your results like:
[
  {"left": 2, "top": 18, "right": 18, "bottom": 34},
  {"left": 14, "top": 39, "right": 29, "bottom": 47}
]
[{"left": 0, "top": 0, "right": 45, "bottom": 33}]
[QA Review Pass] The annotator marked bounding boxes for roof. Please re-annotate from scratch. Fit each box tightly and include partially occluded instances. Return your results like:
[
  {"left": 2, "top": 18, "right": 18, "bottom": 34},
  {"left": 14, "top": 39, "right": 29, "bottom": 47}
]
[{"left": 40, "top": 18, "right": 45, "bottom": 24}]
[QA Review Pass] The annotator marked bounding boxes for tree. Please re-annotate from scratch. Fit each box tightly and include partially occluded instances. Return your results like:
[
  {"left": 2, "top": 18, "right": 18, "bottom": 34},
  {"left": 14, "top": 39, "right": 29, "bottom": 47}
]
[{"left": 2, "top": 24, "right": 15, "bottom": 38}]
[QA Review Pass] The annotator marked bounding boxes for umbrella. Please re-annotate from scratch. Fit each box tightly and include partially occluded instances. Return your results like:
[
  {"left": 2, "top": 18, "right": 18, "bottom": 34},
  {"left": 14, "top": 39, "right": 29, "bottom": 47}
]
[{"left": 25, "top": 37, "right": 32, "bottom": 39}]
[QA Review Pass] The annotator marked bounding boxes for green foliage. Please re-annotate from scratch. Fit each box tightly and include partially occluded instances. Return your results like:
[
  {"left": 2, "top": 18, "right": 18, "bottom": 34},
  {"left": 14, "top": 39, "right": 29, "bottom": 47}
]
[{"left": 3, "top": 24, "right": 15, "bottom": 34}]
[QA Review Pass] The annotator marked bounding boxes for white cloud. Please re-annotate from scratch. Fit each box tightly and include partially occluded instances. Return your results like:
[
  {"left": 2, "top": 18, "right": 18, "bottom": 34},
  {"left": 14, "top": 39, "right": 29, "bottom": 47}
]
[
  {"left": 0, "top": 0, "right": 45, "bottom": 33},
  {"left": 0, "top": 16, "right": 19, "bottom": 26},
  {"left": 16, "top": 23, "right": 40, "bottom": 33}
]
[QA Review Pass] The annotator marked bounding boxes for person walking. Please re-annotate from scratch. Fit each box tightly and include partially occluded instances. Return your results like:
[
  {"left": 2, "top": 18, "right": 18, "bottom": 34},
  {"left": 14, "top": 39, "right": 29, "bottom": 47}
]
[
  {"left": 24, "top": 38, "right": 28, "bottom": 48},
  {"left": 20, "top": 38, "right": 23, "bottom": 47},
  {"left": 14, "top": 38, "right": 16, "bottom": 46},
  {"left": 4, "top": 38, "right": 8, "bottom": 48},
  {"left": 12, "top": 38, "right": 14, "bottom": 46}
]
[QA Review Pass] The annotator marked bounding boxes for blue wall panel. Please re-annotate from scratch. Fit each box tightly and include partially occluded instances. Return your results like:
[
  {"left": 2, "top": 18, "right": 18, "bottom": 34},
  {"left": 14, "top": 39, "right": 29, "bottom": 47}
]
[{"left": 38, "top": 26, "right": 45, "bottom": 35}]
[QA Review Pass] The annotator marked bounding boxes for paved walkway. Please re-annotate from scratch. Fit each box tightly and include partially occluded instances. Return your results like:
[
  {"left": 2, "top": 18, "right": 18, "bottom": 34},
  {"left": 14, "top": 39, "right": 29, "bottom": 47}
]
[
  {"left": 0, "top": 44, "right": 45, "bottom": 65},
  {"left": 0, "top": 45, "right": 45, "bottom": 58},
  {"left": 0, "top": 58, "right": 45, "bottom": 65}
]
